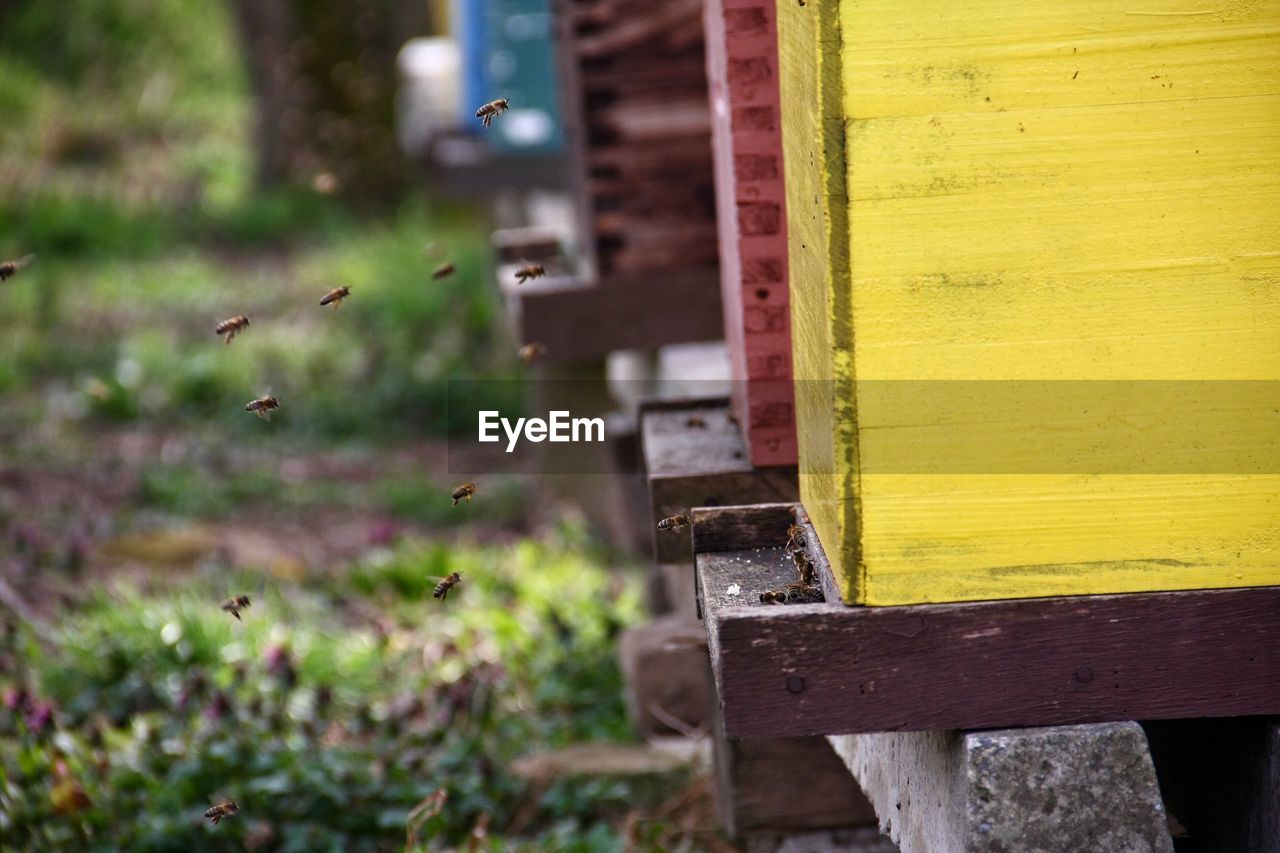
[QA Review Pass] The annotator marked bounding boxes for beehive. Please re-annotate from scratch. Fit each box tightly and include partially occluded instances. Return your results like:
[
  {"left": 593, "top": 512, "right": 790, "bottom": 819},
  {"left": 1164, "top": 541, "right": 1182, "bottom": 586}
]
[
  {"left": 704, "top": 0, "right": 797, "bottom": 467},
  {"left": 778, "top": 0, "right": 1280, "bottom": 605}
]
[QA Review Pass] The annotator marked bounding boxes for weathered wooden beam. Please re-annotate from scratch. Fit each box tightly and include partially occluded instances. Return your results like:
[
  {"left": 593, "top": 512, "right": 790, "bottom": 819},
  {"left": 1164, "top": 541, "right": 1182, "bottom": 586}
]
[
  {"left": 641, "top": 400, "right": 797, "bottom": 563},
  {"left": 503, "top": 269, "right": 724, "bottom": 363},
  {"left": 693, "top": 504, "right": 1280, "bottom": 739}
]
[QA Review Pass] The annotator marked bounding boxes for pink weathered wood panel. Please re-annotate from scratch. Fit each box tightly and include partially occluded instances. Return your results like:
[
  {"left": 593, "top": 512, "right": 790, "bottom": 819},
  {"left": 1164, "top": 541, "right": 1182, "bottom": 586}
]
[{"left": 704, "top": 0, "right": 796, "bottom": 467}]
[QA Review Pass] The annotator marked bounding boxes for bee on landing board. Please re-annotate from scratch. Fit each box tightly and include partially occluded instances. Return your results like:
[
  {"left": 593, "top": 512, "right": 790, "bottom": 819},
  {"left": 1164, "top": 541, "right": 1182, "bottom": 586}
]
[
  {"left": 204, "top": 797, "right": 239, "bottom": 825},
  {"left": 517, "top": 342, "right": 546, "bottom": 363},
  {"left": 215, "top": 315, "right": 250, "bottom": 345},
  {"left": 0, "top": 254, "right": 34, "bottom": 282},
  {"left": 451, "top": 483, "right": 476, "bottom": 505},
  {"left": 474, "top": 98, "right": 509, "bottom": 127},
  {"left": 432, "top": 571, "right": 463, "bottom": 600},
  {"left": 791, "top": 550, "right": 817, "bottom": 587},
  {"left": 319, "top": 286, "right": 351, "bottom": 308},
  {"left": 514, "top": 264, "right": 545, "bottom": 285},
  {"left": 760, "top": 584, "right": 821, "bottom": 605},
  {"left": 786, "top": 523, "right": 806, "bottom": 552},
  {"left": 220, "top": 595, "right": 251, "bottom": 620},
  {"left": 245, "top": 395, "right": 280, "bottom": 420},
  {"left": 685, "top": 415, "right": 707, "bottom": 429},
  {"left": 432, "top": 262, "right": 456, "bottom": 280},
  {"left": 657, "top": 514, "right": 690, "bottom": 533}
]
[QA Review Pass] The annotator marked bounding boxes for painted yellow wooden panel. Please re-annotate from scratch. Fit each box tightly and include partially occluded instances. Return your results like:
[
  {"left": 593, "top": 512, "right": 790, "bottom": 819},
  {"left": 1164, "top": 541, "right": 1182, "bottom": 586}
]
[
  {"left": 777, "top": 0, "right": 861, "bottom": 593},
  {"left": 779, "top": 0, "right": 1280, "bottom": 604}
]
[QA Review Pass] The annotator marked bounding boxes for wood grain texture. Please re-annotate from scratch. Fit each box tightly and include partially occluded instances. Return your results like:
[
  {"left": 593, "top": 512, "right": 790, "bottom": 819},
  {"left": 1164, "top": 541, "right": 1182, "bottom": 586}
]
[
  {"left": 778, "top": 0, "right": 1280, "bottom": 604},
  {"left": 711, "top": 726, "right": 879, "bottom": 837},
  {"left": 695, "top": 506, "right": 1280, "bottom": 735},
  {"left": 705, "top": 0, "right": 797, "bottom": 468},
  {"left": 702, "top": 577, "right": 1280, "bottom": 737},
  {"left": 642, "top": 403, "right": 797, "bottom": 563}
]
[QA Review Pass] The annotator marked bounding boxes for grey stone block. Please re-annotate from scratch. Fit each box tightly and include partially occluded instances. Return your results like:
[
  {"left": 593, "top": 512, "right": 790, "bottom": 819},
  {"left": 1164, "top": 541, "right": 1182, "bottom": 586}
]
[{"left": 830, "top": 722, "right": 1174, "bottom": 853}]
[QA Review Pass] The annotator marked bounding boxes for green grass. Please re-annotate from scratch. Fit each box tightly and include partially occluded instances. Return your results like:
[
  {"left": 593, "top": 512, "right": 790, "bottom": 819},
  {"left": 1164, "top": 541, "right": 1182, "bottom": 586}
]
[{"left": 0, "top": 527, "right": 659, "bottom": 850}]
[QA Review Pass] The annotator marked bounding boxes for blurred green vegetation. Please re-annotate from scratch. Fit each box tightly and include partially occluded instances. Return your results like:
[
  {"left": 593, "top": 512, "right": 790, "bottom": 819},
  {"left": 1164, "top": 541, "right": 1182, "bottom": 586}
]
[
  {"left": 0, "top": 0, "right": 522, "bottom": 441},
  {"left": 0, "top": 524, "right": 678, "bottom": 850},
  {"left": 0, "top": 0, "right": 715, "bottom": 849}
]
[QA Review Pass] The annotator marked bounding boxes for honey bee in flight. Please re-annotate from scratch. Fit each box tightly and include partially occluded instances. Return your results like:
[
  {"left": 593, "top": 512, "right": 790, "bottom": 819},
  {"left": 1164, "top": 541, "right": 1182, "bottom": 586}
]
[
  {"left": 0, "top": 254, "right": 34, "bottom": 281},
  {"left": 657, "top": 514, "right": 690, "bottom": 533},
  {"left": 451, "top": 482, "right": 477, "bottom": 505},
  {"left": 220, "top": 595, "right": 251, "bottom": 620},
  {"left": 319, "top": 285, "right": 351, "bottom": 308},
  {"left": 517, "top": 342, "right": 546, "bottom": 363},
  {"left": 514, "top": 264, "right": 545, "bottom": 285},
  {"left": 245, "top": 395, "right": 280, "bottom": 419},
  {"left": 204, "top": 796, "right": 239, "bottom": 825},
  {"left": 215, "top": 315, "right": 250, "bottom": 345},
  {"left": 475, "top": 98, "right": 509, "bottom": 127},
  {"left": 432, "top": 262, "right": 456, "bottom": 280},
  {"left": 433, "top": 571, "right": 463, "bottom": 600}
]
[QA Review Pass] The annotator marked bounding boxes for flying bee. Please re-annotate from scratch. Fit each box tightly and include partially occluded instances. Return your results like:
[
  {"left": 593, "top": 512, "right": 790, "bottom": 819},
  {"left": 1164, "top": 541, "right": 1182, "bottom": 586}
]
[
  {"left": 514, "top": 263, "right": 545, "bottom": 285},
  {"left": 245, "top": 395, "right": 280, "bottom": 419},
  {"left": 204, "top": 796, "right": 239, "bottom": 825},
  {"left": 432, "top": 262, "right": 456, "bottom": 280},
  {"left": 451, "top": 482, "right": 477, "bottom": 505},
  {"left": 657, "top": 514, "right": 690, "bottom": 533},
  {"left": 685, "top": 415, "right": 707, "bottom": 429},
  {"left": 0, "top": 254, "right": 34, "bottom": 281},
  {"left": 432, "top": 571, "right": 463, "bottom": 600},
  {"left": 517, "top": 342, "right": 546, "bottom": 363},
  {"left": 220, "top": 595, "right": 251, "bottom": 620},
  {"left": 215, "top": 315, "right": 250, "bottom": 345},
  {"left": 475, "top": 98, "right": 509, "bottom": 127},
  {"left": 319, "top": 285, "right": 351, "bottom": 308}
]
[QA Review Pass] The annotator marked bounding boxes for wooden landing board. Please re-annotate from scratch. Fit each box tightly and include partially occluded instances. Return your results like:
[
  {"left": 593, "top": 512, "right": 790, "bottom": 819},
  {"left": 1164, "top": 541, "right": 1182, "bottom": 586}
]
[
  {"left": 641, "top": 400, "right": 797, "bottom": 563},
  {"left": 503, "top": 268, "right": 723, "bottom": 363},
  {"left": 693, "top": 503, "right": 1280, "bottom": 738}
]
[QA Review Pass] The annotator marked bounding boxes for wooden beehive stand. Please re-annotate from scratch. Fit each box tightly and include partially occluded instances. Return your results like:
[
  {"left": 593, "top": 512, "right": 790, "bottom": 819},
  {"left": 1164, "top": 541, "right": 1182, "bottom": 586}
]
[{"left": 498, "top": 0, "right": 724, "bottom": 364}]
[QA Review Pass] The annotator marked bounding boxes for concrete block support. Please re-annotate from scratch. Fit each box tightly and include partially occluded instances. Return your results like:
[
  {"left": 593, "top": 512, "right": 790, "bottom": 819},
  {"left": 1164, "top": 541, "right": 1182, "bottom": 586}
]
[{"left": 829, "top": 722, "right": 1173, "bottom": 853}]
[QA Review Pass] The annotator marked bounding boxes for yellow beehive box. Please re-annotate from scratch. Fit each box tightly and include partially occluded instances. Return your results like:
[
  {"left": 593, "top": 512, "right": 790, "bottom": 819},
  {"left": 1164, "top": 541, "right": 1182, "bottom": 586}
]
[{"left": 778, "top": 0, "right": 1280, "bottom": 605}]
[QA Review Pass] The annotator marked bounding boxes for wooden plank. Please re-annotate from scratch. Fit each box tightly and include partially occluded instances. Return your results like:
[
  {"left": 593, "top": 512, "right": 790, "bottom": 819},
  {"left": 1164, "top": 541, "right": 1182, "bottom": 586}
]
[
  {"left": 779, "top": 0, "right": 1280, "bottom": 605},
  {"left": 507, "top": 269, "right": 723, "bottom": 363},
  {"left": 642, "top": 402, "right": 797, "bottom": 563},
  {"left": 691, "top": 502, "right": 796, "bottom": 553},
  {"left": 712, "top": 724, "right": 879, "bottom": 837},
  {"left": 704, "top": 0, "right": 796, "bottom": 468},
  {"left": 694, "top": 508, "right": 1280, "bottom": 738}
]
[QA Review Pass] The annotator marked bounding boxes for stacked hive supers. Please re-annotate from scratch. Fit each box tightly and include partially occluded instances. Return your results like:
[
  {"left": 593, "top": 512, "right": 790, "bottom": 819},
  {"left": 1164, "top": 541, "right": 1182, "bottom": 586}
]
[{"left": 562, "top": 0, "right": 719, "bottom": 277}]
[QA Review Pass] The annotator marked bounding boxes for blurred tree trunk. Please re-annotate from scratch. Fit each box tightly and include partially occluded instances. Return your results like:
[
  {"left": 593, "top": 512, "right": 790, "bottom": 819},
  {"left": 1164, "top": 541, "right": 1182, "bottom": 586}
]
[{"left": 228, "top": 0, "right": 429, "bottom": 205}]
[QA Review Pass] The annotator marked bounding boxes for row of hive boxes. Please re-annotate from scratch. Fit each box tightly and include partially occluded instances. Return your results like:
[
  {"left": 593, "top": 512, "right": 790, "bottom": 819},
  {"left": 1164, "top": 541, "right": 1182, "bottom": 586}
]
[{"left": 706, "top": 0, "right": 1280, "bottom": 606}]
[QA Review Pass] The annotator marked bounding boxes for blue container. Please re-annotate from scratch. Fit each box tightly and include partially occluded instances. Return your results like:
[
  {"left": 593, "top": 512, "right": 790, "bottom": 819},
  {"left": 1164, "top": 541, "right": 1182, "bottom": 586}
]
[{"left": 453, "top": 0, "right": 563, "bottom": 154}]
